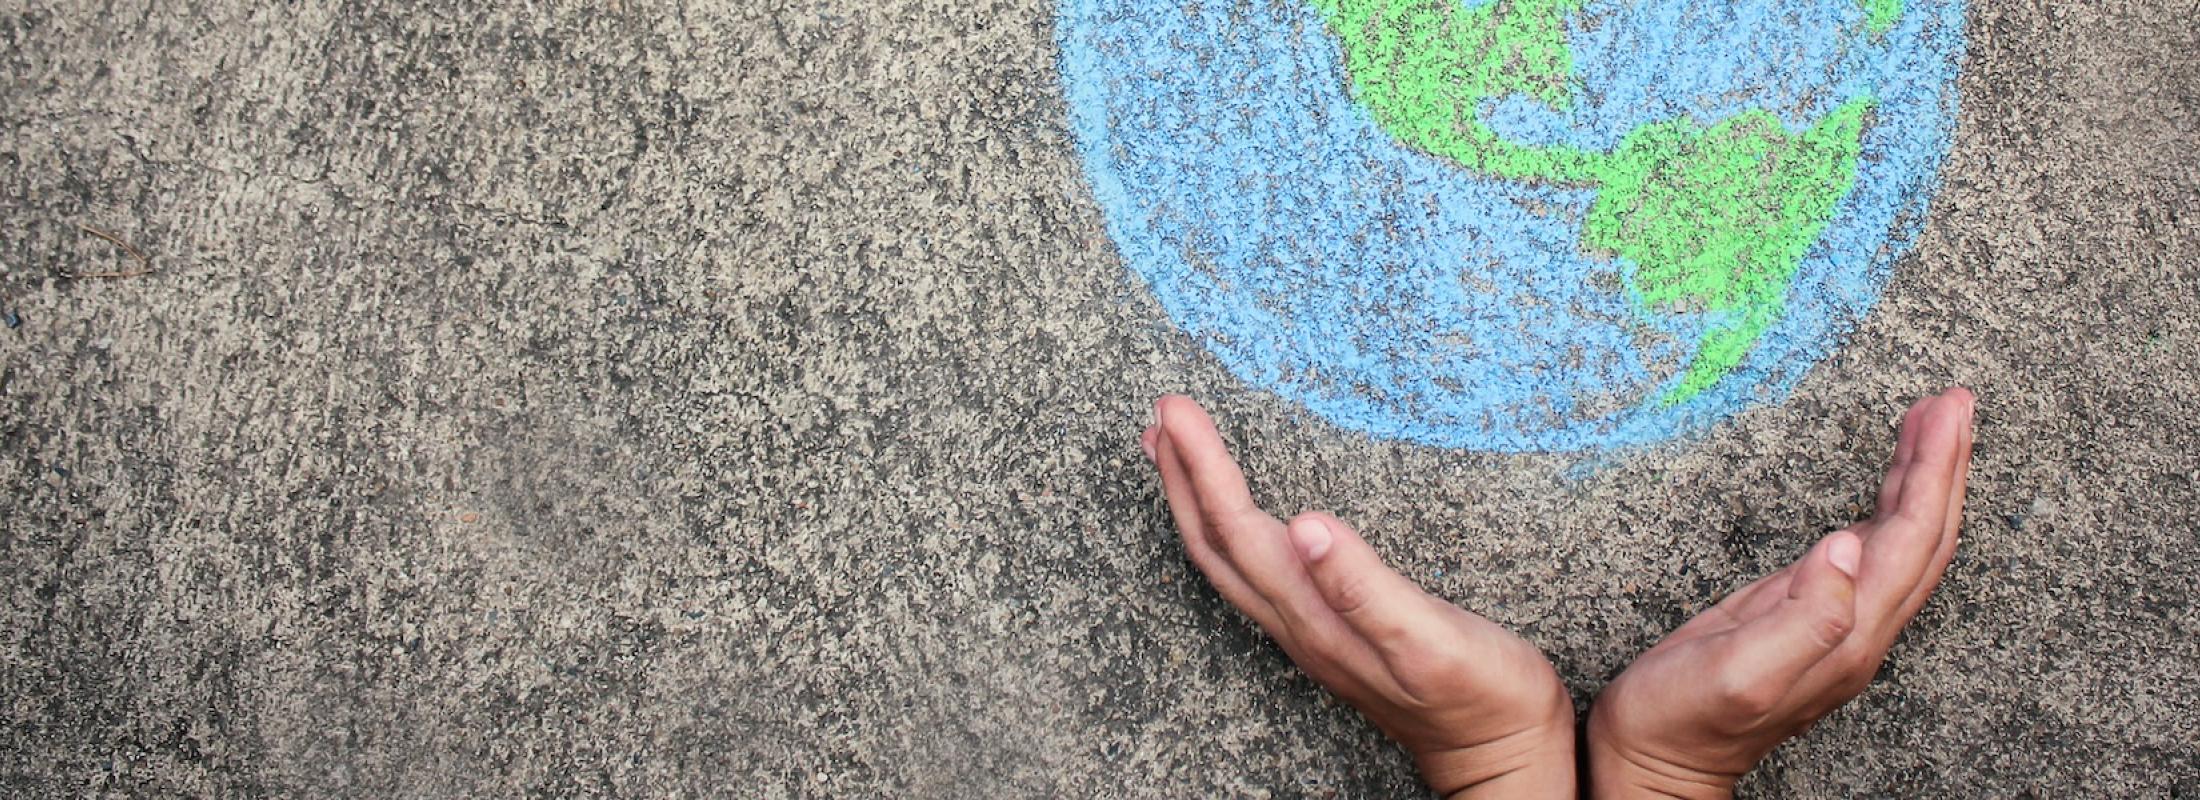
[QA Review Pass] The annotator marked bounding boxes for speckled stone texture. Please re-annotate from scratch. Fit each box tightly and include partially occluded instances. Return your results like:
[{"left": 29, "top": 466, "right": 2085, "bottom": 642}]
[{"left": 1, "top": 0, "right": 2194, "bottom": 797}]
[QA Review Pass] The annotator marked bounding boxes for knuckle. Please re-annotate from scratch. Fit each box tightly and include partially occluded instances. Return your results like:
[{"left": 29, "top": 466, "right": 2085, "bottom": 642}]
[
  {"left": 1887, "top": 510, "right": 1939, "bottom": 536},
  {"left": 1326, "top": 574, "right": 1376, "bottom": 616},
  {"left": 1810, "top": 610, "right": 1856, "bottom": 650},
  {"left": 1392, "top": 645, "right": 1469, "bottom": 680},
  {"left": 1295, "top": 624, "right": 1352, "bottom": 663},
  {"left": 1285, "top": 641, "right": 1338, "bottom": 677},
  {"left": 1829, "top": 647, "right": 1878, "bottom": 680},
  {"left": 1282, "top": 647, "right": 1346, "bottom": 687},
  {"left": 1389, "top": 649, "right": 1471, "bottom": 706},
  {"left": 1197, "top": 506, "right": 1232, "bottom": 536},
  {"left": 1844, "top": 656, "right": 1885, "bottom": 690},
  {"left": 1199, "top": 513, "right": 1243, "bottom": 554},
  {"left": 1714, "top": 666, "right": 1783, "bottom": 719}
]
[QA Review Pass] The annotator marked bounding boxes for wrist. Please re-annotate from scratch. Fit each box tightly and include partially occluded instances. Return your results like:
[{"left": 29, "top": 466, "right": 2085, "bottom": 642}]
[
  {"left": 1423, "top": 723, "right": 1578, "bottom": 800},
  {"left": 1419, "top": 691, "right": 1579, "bottom": 799},
  {"left": 1582, "top": 711, "right": 1735, "bottom": 800}
]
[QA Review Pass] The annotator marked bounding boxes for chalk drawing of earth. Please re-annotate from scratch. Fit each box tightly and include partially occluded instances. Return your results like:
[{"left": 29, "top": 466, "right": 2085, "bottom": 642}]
[{"left": 1060, "top": 0, "right": 1967, "bottom": 451}]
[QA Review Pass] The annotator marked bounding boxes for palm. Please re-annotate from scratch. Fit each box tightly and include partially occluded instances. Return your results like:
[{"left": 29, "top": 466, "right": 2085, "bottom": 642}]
[
  {"left": 1340, "top": 586, "right": 1567, "bottom": 754},
  {"left": 1590, "top": 389, "right": 1977, "bottom": 796},
  {"left": 1141, "top": 396, "right": 1575, "bottom": 798}
]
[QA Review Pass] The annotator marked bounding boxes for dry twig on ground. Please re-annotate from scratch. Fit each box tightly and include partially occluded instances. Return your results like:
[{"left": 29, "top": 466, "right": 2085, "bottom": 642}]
[{"left": 64, "top": 222, "right": 156, "bottom": 279}]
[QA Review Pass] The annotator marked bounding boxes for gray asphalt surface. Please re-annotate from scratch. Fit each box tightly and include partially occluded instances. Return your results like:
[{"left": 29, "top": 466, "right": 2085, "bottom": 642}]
[{"left": 3, "top": 0, "right": 2196, "bottom": 796}]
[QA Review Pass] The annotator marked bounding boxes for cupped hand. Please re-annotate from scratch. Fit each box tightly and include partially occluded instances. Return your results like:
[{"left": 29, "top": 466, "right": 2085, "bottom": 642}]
[
  {"left": 1587, "top": 388, "right": 1977, "bottom": 798},
  {"left": 1142, "top": 395, "right": 1575, "bottom": 799}
]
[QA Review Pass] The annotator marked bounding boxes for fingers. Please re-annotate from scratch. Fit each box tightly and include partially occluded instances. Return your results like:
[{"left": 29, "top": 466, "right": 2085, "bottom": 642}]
[
  {"left": 1893, "top": 389, "right": 1975, "bottom": 623},
  {"left": 1702, "top": 568, "right": 1798, "bottom": 631},
  {"left": 1145, "top": 399, "right": 1391, "bottom": 684},
  {"left": 1150, "top": 421, "right": 1281, "bottom": 631},
  {"left": 1155, "top": 396, "right": 1266, "bottom": 531},
  {"left": 1286, "top": 512, "right": 1443, "bottom": 661},
  {"left": 1718, "top": 531, "right": 1862, "bottom": 711},
  {"left": 1152, "top": 398, "right": 1309, "bottom": 614},
  {"left": 1885, "top": 392, "right": 1970, "bottom": 530},
  {"left": 1855, "top": 390, "right": 1973, "bottom": 625},
  {"left": 1151, "top": 396, "right": 1318, "bottom": 623},
  {"left": 1873, "top": 398, "right": 1930, "bottom": 517}
]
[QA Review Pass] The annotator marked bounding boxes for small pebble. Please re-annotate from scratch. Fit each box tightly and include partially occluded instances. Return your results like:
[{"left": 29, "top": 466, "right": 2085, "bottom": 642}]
[{"left": 2, "top": 309, "right": 18, "bottom": 329}]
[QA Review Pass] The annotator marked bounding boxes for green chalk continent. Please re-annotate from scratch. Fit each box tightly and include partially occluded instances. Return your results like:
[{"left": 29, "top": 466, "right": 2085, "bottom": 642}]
[
  {"left": 1866, "top": 0, "right": 1904, "bottom": 33},
  {"left": 1309, "top": 0, "right": 1882, "bottom": 403}
]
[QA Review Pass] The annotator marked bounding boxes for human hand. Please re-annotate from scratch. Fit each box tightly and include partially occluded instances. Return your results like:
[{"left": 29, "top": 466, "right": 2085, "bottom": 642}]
[
  {"left": 1142, "top": 396, "right": 1575, "bottom": 798},
  {"left": 1586, "top": 388, "right": 1977, "bottom": 798}
]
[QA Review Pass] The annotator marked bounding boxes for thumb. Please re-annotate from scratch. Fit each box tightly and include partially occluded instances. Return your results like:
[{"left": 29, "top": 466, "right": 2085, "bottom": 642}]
[
  {"left": 1723, "top": 530, "right": 1862, "bottom": 700},
  {"left": 1287, "top": 513, "right": 1437, "bottom": 656}
]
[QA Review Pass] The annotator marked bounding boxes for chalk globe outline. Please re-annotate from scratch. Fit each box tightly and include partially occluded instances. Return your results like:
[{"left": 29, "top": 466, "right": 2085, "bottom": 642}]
[{"left": 1060, "top": 0, "right": 1967, "bottom": 451}]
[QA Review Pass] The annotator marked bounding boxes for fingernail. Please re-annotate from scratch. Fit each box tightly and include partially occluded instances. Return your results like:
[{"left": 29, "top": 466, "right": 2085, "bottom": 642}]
[
  {"left": 1829, "top": 533, "right": 1862, "bottom": 577},
  {"left": 1140, "top": 428, "right": 1157, "bottom": 461},
  {"left": 1289, "top": 517, "right": 1333, "bottom": 563}
]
